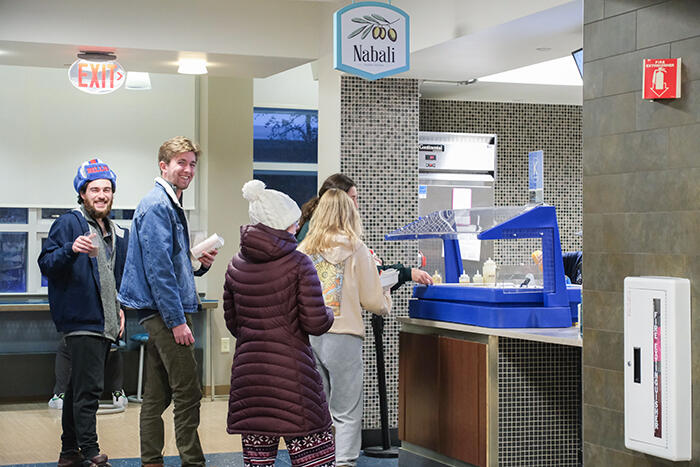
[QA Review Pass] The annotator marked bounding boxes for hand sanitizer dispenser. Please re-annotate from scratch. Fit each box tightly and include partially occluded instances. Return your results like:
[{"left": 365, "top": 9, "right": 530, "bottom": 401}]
[{"left": 624, "top": 277, "right": 691, "bottom": 461}]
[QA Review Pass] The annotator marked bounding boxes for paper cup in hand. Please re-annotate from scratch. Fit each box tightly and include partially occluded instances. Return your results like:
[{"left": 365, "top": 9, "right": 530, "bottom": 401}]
[
  {"left": 191, "top": 233, "right": 224, "bottom": 258},
  {"left": 83, "top": 232, "right": 99, "bottom": 258}
]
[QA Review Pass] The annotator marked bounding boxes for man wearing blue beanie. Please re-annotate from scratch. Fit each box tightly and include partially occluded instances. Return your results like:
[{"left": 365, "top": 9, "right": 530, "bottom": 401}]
[{"left": 39, "top": 158, "right": 130, "bottom": 467}]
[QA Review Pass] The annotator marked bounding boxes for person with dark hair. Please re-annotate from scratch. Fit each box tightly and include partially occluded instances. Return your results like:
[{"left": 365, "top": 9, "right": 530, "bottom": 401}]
[
  {"left": 39, "top": 158, "right": 129, "bottom": 467},
  {"left": 297, "top": 173, "right": 432, "bottom": 289},
  {"left": 298, "top": 173, "right": 357, "bottom": 238},
  {"left": 48, "top": 338, "right": 127, "bottom": 411},
  {"left": 563, "top": 251, "right": 582, "bottom": 285}
]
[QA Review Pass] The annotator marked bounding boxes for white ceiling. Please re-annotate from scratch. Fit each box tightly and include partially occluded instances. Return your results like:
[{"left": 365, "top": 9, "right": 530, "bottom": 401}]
[
  {"left": 0, "top": 40, "right": 311, "bottom": 78},
  {"left": 406, "top": 0, "right": 583, "bottom": 103},
  {"left": 0, "top": 0, "right": 583, "bottom": 104}
]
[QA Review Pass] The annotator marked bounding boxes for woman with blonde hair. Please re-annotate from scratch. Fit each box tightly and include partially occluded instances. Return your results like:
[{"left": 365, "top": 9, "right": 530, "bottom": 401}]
[
  {"left": 297, "top": 173, "right": 432, "bottom": 288},
  {"left": 298, "top": 188, "right": 391, "bottom": 467}
]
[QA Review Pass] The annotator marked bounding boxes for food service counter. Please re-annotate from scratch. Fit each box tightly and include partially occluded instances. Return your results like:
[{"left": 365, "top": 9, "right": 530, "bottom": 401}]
[{"left": 398, "top": 317, "right": 582, "bottom": 467}]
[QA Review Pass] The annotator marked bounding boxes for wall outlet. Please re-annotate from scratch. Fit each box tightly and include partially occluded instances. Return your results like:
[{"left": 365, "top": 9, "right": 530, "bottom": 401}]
[{"left": 220, "top": 337, "right": 230, "bottom": 353}]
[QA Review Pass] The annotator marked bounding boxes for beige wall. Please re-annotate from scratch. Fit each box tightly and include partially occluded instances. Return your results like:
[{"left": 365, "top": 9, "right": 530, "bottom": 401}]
[
  {"left": 0, "top": 65, "right": 195, "bottom": 209},
  {"left": 316, "top": 53, "right": 341, "bottom": 185},
  {"left": 198, "top": 76, "right": 253, "bottom": 392}
]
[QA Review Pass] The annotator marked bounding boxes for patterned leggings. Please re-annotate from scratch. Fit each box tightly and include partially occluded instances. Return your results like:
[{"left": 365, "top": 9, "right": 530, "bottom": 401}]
[{"left": 241, "top": 429, "right": 335, "bottom": 467}]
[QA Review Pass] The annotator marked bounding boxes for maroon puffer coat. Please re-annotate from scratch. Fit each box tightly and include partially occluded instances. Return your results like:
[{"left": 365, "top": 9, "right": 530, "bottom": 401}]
[{"left": 223, "top": 223, "right": 334, "bottom": 437}]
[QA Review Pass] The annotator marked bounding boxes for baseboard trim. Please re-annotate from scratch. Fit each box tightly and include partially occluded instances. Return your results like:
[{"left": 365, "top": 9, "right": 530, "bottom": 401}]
[{"left": 203, "top": 384, "right": 231, "bottom": 397}]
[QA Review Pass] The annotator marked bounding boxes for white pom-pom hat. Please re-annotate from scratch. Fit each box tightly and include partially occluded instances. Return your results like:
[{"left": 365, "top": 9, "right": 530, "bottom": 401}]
[{"left": 242, "top": 179, "right": 301, "bottom": 230}]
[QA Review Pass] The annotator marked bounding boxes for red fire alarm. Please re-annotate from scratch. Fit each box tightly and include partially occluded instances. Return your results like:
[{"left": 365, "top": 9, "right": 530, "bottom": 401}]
[{"left": 643, "top": 58, "right": 681, "bottom": 100}]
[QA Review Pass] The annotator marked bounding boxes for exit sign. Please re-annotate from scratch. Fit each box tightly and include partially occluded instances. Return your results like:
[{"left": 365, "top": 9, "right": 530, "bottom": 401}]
[
  {"left": 68, "top": 59, "right": 125, "bottom": 95},
  {"left": 642, "top": 58, "right": 681, "bottom": 100}
]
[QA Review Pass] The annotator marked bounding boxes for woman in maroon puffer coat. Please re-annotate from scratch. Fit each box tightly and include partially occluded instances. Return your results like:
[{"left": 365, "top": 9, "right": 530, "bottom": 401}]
[{"left": 223, "top": 180, "right": 336, "bottom": 467}]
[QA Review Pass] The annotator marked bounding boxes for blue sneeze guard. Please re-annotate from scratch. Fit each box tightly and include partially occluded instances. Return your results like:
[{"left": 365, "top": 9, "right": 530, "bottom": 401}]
[{"left": 385, "top": 205, "right": 581, "bottom": 328}]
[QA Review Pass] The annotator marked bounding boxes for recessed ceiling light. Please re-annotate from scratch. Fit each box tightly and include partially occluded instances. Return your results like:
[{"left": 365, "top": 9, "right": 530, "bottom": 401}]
[
  {"left": 125, "top": 72, "right": 152, "bottom": 90},
  {"left": 536, "top": 47, "right": 552, "bottom": 52},
  {"left": 178, "top": 59, "right": 207, "bottom": 75}
]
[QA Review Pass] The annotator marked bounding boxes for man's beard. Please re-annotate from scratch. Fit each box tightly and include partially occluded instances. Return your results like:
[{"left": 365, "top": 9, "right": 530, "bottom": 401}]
[{"left": 84, "top": 198, "right": 112, "bottom": 220}]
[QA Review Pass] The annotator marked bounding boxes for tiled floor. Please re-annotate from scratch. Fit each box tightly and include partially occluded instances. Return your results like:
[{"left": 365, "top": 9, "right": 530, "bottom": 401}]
[
  {"left": 1, "top": 451, "right": 398, "bottom": 467},
  {"left": 0, "top": 400, "right": 397, "bottom": 467}
]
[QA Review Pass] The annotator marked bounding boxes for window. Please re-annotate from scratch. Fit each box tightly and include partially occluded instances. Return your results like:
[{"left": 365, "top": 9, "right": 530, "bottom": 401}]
[
  {"left": 0, "top": 208, "right": 28, "bottom": 224},
  {"left": 0, "top": 207, "right": 132, "bottom": 295},
  {"left": 110, "top": 209, "right": 135, "bottom": 220},
  {"left": 0, "top": 232, "right": 28, "bottom": 293},
  {"left": 253, "top": 108, "right": 318, "bottom": 207},
  {"left": 41, "top": 208, "right": 71, "bottom": 220},
  {"left": 253, "top": 170, "right": 317, "bottom": 208},
  {"left": 254, "top": 108, "right": 317, "bottom": 163},
  {"left": 40, "top": 237, "right": 49, "bottom": 288}
]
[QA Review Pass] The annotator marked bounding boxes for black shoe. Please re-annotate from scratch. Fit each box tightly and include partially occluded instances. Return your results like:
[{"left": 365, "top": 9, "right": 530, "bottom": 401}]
[
  {"left": 84, "top": 453, "right": 111, "bottom": 467},
  {"left": 57, "top": 451, "right": 83, "bottom": 467}
]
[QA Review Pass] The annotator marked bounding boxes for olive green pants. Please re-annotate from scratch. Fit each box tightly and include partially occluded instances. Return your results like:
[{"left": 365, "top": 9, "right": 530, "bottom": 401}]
[{"left": 140, "top": 314, "right": 204, "bottom": 467}]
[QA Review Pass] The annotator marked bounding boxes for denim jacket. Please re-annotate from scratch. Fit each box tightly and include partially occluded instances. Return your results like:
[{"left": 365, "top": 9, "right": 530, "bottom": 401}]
[{"left": 118, "top": 178, "right": 199, "bottom": 328}]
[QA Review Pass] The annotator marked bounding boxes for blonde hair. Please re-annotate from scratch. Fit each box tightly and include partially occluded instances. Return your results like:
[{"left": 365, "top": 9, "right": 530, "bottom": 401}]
[
  {"left": 158, "top": 136, "right": 201, "bottom": 166},
  {"left": 300, "top": 189, "right": 363, "bottom": 254}
]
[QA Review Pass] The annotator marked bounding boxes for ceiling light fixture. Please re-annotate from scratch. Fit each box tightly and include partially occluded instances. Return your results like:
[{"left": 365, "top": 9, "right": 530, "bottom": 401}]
[
  {"left": 177, "top": 59, "right": 208, "bottom": 75},
  {"left": 77, "top": 50, "right": 117, "bottom": 61},
  {"left": 125, "top": 72, "right": 152, "bottom": 90}
]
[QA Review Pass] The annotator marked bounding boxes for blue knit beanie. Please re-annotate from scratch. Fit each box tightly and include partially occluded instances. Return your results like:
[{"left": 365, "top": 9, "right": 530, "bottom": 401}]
[{"left": 73, "top": 158, "right": 117, "bottom": 193}]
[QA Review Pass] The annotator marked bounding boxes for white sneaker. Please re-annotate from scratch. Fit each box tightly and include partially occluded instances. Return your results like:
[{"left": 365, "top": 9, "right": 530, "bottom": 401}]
[
  {"left": 48, "top": 393, "right": 64, "bottom": 410},
  {"left": 112, "top": 390, "right": 128, "bottom": 408}
]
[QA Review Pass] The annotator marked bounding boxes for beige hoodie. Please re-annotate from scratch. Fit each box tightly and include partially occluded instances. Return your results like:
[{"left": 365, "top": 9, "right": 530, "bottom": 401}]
[{"left": 299, "top": 236, "right": 391, "bottom": 338}]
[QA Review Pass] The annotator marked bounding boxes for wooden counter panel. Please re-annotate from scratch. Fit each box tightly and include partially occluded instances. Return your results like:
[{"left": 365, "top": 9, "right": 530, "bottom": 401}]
[
  {"left": 399, "top": 332, "right": 439, "bottom": 451},
  {"left": 438, "top": 336, "right": 487, "bottom": 466}
]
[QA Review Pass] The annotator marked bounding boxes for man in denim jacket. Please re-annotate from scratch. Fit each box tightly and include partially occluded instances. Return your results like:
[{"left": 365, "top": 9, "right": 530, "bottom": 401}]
[{"left": 118, "top": 137, "right": 217, "bottom": 467}]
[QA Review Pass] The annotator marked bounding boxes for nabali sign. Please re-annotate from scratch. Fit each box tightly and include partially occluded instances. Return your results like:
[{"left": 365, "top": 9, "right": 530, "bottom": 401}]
[{"left": 334, "top": 1, "right": 409, "bottom": 81}]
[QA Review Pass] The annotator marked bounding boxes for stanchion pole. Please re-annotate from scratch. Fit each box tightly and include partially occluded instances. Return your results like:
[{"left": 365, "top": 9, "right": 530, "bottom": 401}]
[{"left": 364, "top": 314, "right": 398, "bottom": 458}]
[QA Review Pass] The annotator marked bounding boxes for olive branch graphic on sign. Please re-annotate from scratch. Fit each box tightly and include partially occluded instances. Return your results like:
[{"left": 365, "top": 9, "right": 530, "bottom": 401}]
[{"left": 347, "top": 13, "right": 398, "bottom": 41}]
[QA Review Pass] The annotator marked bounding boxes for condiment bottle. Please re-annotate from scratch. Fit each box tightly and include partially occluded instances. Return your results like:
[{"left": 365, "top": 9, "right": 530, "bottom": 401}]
[
  {"left": 459, "top": 272, "right": 470, "bottom": 284},
  {"left": 483, "top": 257, "right": 497, "bottom": 284},
  {"left": 432, "top": 270, "right": 443, "bottom": 284},
  {"left": 472, "top": 270, "right": 483, "bottom": 284}
]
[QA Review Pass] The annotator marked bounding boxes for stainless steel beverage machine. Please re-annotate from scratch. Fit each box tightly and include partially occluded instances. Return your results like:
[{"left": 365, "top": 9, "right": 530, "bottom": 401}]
[{"left": 418, "top": 131, "right": 497, "bottom": 279}]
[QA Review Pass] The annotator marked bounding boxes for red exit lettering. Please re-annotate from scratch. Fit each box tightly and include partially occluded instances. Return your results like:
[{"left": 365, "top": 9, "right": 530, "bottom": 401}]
[
  {"left": 69, "top": 59, "right": 125, "bottom": 94},
  {"left": 79, "top": 62, "right": 123, "bottom": 89}
]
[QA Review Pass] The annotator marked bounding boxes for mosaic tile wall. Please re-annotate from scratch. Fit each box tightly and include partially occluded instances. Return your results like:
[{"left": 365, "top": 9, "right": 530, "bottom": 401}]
[
  {"left": 340, "top": 76, "right": 420, "bottom": 429},
  {"left": 341, "top": 85, "right": 583, "bottom": 440},
  {"left": 420, "top": 100, "right": 583, "bottom": 266},
  {"left": 498, "top": 338, "right": 582, "bottom": 466},
  {"left": 420, "top": 99, "right": 584, "bottom": 464}
]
